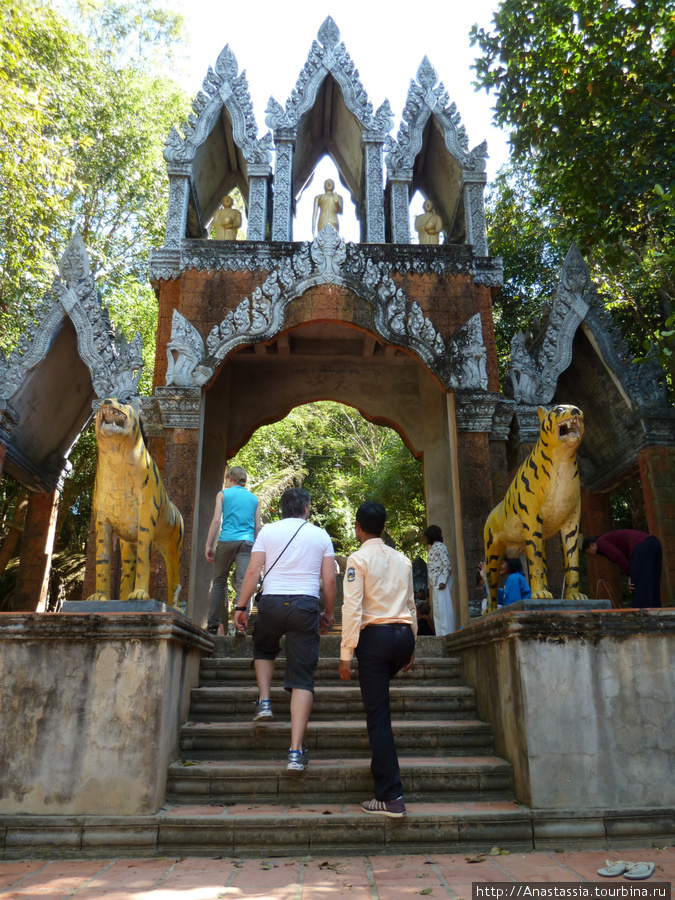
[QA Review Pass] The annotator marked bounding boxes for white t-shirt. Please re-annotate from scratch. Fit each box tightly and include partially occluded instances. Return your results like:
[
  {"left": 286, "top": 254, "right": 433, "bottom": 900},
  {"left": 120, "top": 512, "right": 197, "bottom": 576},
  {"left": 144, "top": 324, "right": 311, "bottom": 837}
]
[{"left": 252, "top": 517, "right": 334, "bottom": 597}]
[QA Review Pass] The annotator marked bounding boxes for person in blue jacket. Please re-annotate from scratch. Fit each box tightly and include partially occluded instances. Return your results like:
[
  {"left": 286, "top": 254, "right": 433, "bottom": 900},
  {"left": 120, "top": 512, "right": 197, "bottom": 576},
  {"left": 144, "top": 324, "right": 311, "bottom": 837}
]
[{"left": 500, "top": 557, "right": 531, "bottom": 605}]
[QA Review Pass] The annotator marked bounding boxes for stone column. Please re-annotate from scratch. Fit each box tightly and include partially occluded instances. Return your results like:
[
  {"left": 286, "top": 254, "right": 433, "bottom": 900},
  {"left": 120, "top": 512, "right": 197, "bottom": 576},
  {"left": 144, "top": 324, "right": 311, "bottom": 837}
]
[
  {"left": 638, "top": 445, "right": 675, "bottom": 605},
  {"left": 462, "top": 172, "right": 488, "bottom": 257},
  {"left": 271, "top": 136, "right": 295, "bottom": 242},
  {"left": 165, "top": 167, "right": 191, "bottom": 249},
  {"left": 386, "top": 174, "right": 412, "bottom": 244},
  {"left": 246, "top": 164, "right": 271, "bottom": 241},
  {"left": 580, "top": 489, "right": 622, "bottom": 605},
  {"left": 489, "top": 399, "right": 515, "bottom": 508},
  {"left": 455, "top": 392, "right": 498, "bottom": 624},
  {"left": 363, "top": 140, "right": 386, "bottom": 243},
  {"left": 155, "top": 387, "right": 203, "bottom": 615},
  {"left": 12, "top": 487, "right": 60, "bottom": 612}
]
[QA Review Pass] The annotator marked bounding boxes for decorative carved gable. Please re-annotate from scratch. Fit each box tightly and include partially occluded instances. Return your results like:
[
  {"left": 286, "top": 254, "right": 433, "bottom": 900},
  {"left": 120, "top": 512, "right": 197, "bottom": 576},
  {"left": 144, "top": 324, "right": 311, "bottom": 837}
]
[{"left": 0, "top": 233, "right": 143, "bottom": 404}]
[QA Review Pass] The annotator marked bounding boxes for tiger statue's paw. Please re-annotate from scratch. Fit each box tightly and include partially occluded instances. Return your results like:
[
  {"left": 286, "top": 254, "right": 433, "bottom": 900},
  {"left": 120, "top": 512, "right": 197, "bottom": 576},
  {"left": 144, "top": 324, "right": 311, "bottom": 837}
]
[
  {"left": 127, "top": 590, "right": 151, "bottom": 601},
  {"left": 566, "top": 590, "right": 588, "bottom": 601},
  {"left": 530, "top": 590, "right": 553, "bottom": 600},
  {"left": 86, "top": 592, "right": 108, "bottom": 602}
]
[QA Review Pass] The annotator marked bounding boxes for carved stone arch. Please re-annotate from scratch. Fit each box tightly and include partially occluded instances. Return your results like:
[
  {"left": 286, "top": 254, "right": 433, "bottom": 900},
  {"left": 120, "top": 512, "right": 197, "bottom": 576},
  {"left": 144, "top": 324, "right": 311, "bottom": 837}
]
[
  {"left": 191, "top": 311, "right": 467, "bottom": 625},
  {"left": 385, "top": 57, "right": 488, "bottom": 249},
  {"left": 202, "top": 228, "right": 454, "bottom": 383},
  {"left": 265, "top": 17, "right": 393, "bottom": 242},
  {"left": 163, "top": 45, "right": 272, "bottom": 245}
]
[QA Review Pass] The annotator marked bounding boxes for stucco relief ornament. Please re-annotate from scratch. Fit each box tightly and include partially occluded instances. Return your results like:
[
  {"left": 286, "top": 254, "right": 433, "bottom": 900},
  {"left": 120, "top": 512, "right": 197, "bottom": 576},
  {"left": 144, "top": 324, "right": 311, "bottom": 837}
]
[
  {"left": 164, "top": 44, "right": 271, "bottom": 168},
  {"left": 265, "top": 17, "right": 387, "bottom": 135},
  {"left": 447, "top": 314, "right": 489, "bottom": 390},
  {"left": 386, "top": 56, "right": 472, "bottom": 176},
  {"left": 166, "top": 310, "right": 213, "bottom": 387},
  {"left": 506, "top": 331, "right": 542, "bottom": 405},
  {"left": 205, "top": 230, "right": 449, "bottom": 378},
  {"left": 311, "top": 225, "right": 346, "bottom": 278}
]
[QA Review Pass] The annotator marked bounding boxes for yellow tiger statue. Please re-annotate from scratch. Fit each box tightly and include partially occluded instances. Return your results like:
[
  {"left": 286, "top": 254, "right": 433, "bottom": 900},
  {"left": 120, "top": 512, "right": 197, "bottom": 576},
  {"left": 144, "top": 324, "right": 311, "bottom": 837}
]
[
  {"left": 484, "top": 404, "right": 587, "bottom": 610},
  {"left": 87, "top": 398, "right": 184, "bottom": 607}
]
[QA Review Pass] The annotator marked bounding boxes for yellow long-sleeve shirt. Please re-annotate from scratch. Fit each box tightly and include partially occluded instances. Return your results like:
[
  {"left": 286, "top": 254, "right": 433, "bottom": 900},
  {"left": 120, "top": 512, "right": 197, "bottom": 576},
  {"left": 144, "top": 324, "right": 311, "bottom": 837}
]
[{"left": 340, "top": 538, "right": 417, "bottom": 662}]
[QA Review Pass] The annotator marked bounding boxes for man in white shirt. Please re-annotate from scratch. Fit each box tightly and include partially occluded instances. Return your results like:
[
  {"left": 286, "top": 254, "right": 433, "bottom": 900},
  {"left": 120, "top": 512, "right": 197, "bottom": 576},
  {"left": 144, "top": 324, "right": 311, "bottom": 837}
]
[
  {"left": 339, "top": 502, "right": 417, "bottom": 817},
  {"left": 235, "top": 488, "right": 336, "bottom": 772}
]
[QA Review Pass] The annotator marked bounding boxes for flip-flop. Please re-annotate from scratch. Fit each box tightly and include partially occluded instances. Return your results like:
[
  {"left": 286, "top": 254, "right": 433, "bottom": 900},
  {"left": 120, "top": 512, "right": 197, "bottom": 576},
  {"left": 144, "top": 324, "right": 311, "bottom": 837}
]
[
  {"left": 598, "top": 860, "right": 631, "bottom": 877},
  {"left": 624, "top": 863, "right": 655, "bottom": 880}
]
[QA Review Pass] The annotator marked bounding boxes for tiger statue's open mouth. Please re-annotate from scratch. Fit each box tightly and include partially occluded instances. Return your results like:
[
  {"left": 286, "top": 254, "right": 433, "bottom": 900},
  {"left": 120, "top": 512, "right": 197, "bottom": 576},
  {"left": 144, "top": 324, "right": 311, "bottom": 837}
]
[
  {"left": 556, "top": 411, "right": 583, "bottom": 442},
  {"left": 99, "top": 407, "right": 128, "bottom": 432}
]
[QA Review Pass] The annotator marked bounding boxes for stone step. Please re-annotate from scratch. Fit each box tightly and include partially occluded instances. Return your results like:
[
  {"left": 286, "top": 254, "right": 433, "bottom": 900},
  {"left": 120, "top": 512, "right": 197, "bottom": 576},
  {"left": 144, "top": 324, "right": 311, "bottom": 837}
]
[
  {"left": 166, "top": 756, "right": 513, "bottom": 805},
  {"left": 0, "top": 802, "right": 541, "bottom": 857},
  {"left": 188, "top": 684, "right": 477, "bottom": 721},
  {"left": 198, "top": 656, "right": 464, "bottom": 685},
  {"left": 207, "top": 633, "right": 450, "bottom": 659},
  {"left": 180, "top": 719, "right": 497, "bottom": 758}
]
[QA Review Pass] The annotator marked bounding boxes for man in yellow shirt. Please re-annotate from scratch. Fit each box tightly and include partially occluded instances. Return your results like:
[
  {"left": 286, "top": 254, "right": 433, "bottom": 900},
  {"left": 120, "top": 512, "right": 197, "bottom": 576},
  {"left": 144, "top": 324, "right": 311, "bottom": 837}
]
[{"left": 338, "top": 502, "right": 417, "bottom": 817}]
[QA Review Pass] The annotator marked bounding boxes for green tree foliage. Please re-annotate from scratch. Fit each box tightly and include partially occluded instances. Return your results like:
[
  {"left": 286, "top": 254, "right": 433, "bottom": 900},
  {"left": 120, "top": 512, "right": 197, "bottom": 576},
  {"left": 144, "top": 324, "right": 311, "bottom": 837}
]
[
  {"left": 472, "top": 0, "right": 675, "bottom": 379},
  {"left": 232, "top": 402, "right": 426, "bottom": 557},
  {"left": 0, "top": 0, "right": 190, "bottom": 604},
  {"left": 486, "top": 165, "right": 568, "bottom": 374},
  {"left": 0, "top": 0, "right": 189, "bottom": 391}
]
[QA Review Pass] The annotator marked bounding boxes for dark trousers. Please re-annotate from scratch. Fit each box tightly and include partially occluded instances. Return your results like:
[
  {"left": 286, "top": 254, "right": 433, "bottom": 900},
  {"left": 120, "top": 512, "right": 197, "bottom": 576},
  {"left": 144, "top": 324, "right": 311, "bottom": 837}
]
[
  {"left": 630, "top": 535, "right": 662, "bottom": 608},
  {"left": 355, "top": 623, "right": 415, "bottom": 802}
]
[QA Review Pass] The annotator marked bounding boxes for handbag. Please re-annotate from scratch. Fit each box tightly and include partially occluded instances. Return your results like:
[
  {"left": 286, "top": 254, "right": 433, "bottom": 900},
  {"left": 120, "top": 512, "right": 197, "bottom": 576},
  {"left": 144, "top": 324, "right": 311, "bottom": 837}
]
[{"left": 254, "top": 521, "right": 307, "bottom": 605}]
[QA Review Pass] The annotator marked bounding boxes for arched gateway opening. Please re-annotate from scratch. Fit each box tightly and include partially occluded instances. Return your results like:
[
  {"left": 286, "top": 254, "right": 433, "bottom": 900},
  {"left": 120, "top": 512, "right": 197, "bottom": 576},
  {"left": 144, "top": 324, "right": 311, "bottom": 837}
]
[{"left": 190, "top": 317, "right": 465, "bottom": 628}]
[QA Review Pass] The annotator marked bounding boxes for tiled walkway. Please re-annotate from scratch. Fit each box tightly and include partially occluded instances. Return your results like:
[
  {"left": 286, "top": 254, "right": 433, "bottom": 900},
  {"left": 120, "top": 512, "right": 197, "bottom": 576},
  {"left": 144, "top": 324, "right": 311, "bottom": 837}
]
[{"left": 0, "top": 846, "right": 672, "bottom": 899}]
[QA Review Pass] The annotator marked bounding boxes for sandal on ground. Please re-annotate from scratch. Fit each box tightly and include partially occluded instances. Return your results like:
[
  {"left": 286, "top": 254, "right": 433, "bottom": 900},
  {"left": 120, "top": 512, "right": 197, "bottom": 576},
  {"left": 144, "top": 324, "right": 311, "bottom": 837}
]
[
  {"left": 624, "top": 863, "right": 655, "bottom": 880},
  {"left": 598, "top": 860, "right": 631, "bottom": 877}
]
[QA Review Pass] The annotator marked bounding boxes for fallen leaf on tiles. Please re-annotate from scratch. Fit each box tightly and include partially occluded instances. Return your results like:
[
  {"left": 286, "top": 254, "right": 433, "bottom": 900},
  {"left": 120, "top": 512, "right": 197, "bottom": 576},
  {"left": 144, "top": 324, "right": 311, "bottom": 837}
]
[
  {"left": 465, "top": 855, "right": 488, "bottom": 863},
  {"left": 181, "top": 760, "right": 197, "bottom": 767},
  {"left": 210, "top": 856, "right": 223, "bottom": 860},
  {"left": 260, "top": 864, "right": 272, "bottom": 870},
  {"left": 424, "top": 860, "right": 436, "bottom": 865},
  {"left": 489, "top": 846, "right": 502, "bottom": 856},
  {"left": 397, "top": 863, "right": 404, "bottom": 868},
  {"left": 321, "top": 810, "right": 333, "bottom": 815},
  {"left": 417, "top": 873, "right": 430, "bottom": 878},
  {"left": 420, "top": 889, "right": 434, "bottom": 896},
  {"left": 319, "top": 861, "right": 343, "bottom": 871},
  {"left": 500, "top": 850, "right": 510, "bottom": 856}
]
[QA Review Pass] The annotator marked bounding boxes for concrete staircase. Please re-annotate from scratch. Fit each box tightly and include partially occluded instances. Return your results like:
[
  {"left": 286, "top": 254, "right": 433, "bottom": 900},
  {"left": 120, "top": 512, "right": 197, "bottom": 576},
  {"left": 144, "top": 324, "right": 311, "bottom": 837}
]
[{"left": 162, "top": 634, "right": 533, "bottom": 855}]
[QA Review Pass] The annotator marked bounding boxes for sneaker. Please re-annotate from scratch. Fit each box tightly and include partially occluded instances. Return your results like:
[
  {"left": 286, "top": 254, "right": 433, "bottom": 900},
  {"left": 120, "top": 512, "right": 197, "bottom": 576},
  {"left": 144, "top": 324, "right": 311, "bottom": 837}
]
[
  {"left": 287, "top": 748, "right": 308, "bottom": 772},
  {"left": 253, "top": 699, "right": 273, "bottom": 722},
  {"left": 361, "top": 797, "right": 406, "bottom": 818}
]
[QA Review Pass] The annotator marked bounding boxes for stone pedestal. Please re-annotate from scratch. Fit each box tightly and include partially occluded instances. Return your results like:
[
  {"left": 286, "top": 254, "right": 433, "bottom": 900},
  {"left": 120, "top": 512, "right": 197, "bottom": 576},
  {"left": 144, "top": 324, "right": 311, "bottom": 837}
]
[
  {"left": 446, "top": 610, "right": 675, "bottom": 810},
  {"left": 0, "top": 612, "right": 212, "bottom": 816}
]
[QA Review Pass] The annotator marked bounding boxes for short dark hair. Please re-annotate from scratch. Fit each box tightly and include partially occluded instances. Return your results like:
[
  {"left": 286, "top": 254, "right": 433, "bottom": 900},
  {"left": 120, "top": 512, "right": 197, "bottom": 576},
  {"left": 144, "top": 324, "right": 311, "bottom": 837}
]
[
  {"left": 581, "top": 537, "right": 597, "bottom": 551},
  {"left": 355, "top": 502, "right": 386, "bottom": 536},
  {"left": 505, "top": 557, "right": 524, "bottom": 575},
  {"left": 424, "top": 525, "right": 443, "bottom": 545},
  {"left": 281, "top": 487, "right": 310, "bottom": 519}
]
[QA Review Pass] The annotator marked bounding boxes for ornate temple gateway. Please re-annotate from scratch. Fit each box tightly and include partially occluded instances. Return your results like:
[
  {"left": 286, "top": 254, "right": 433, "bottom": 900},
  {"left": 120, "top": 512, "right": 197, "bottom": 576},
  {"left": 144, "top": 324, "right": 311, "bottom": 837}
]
[
  {"left": 1, "top": 17, "right": 673, "bottom": 619},
  {"left": 1, "top": 17, "right": 674, "bottom": 853}
]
